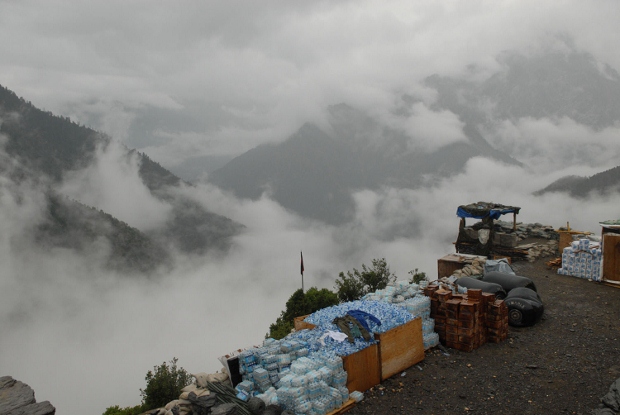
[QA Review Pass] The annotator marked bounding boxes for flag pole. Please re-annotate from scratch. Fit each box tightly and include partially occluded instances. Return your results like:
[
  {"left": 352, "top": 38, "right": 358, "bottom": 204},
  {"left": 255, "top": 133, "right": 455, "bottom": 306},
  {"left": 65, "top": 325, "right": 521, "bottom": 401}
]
[{"left": 300, "top": 251, "right": 305, "bottom": 293}]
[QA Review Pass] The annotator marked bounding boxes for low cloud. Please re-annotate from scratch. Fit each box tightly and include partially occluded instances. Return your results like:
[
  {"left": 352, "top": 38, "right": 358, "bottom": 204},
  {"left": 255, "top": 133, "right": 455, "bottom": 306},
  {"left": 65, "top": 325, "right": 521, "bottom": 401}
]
[
  {"left": 1, "top": 136, "right": 619, "bottom": 415},
  {"left": 403, "top": 103, "right": 467, "bottom": 152},
  {"left": 490, "top": 117, "right": 620, "bottom": 175},
  {"left": 59, "top": 141, "right": 173, "bottom": 231}
]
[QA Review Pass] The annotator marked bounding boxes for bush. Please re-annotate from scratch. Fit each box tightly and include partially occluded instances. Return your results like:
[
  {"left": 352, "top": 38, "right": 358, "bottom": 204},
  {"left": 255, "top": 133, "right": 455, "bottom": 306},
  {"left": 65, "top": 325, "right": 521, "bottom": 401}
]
[
  {"left": 334, "top": 258, "right": 396, "bottom": 302},
  {"left": 140, "top": 358, "right": 192, "bottom": 410},
  {"left": 408, "top": 268, "right": 427, "bottom": 285},
  {"left": 268, "top": 287, "right": 339, "bottom": 339},
  {"left": 102, "top": 404, "right": 145, "bottom": 415}
]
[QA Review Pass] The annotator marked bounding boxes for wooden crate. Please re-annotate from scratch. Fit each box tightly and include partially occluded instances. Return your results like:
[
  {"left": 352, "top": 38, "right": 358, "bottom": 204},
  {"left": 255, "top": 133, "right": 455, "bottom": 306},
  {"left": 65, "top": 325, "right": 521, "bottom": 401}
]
[
  {"left": 374, "top": 318, "right": 424, "bottom": 381},
  {"left": 342, "top": 343, "right": 381, "bottom": 393},
  {"left": 603, "top": 233, "right": 620, "bottom": 283},
  {"left": 294, "top": 314, "right": 316, "bottom": 331},
  {"left": 438, "top": 254, "right": 467, "bottom": 278},
  {"left": 437, "top": 254, "right": 487, "bottom": 278}
]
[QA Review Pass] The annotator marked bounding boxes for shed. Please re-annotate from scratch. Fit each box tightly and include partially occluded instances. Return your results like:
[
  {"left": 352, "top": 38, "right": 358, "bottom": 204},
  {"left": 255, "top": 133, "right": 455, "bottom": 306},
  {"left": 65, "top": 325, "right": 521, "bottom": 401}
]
[{"left": 455, "top": 202, "right": 521, "bottom": 257}]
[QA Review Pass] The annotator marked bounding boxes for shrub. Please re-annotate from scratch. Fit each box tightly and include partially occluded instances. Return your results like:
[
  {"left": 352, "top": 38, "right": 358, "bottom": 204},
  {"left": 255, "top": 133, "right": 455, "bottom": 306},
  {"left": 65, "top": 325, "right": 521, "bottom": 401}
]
[
  {"left": 140, "top": 357, "right": 192, "bottom": 410},
  {"left": 268, "top": 287, "right": 339, "bottom": 339},
  {"left": 408, "top": 268, "right": 427, "bottom": 284},
  {"left": 102, "top": 404, "right": 145, "bottom": 415},
  {"left": 334, "top": 258, "right": 396, "bottom": 302}
]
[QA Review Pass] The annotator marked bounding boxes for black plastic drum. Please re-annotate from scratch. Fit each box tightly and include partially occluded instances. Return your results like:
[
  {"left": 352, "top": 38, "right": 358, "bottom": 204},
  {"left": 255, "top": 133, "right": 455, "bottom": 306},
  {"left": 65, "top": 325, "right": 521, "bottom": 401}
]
[
  {"left": 482, "top": 271, "right": 537, "bottom": 293},
  {"left": 456, "top": 277, "right": 507, "bottom": 299},
  {"left": 504, "top": 287, "right": 544, "bottom": 327}
]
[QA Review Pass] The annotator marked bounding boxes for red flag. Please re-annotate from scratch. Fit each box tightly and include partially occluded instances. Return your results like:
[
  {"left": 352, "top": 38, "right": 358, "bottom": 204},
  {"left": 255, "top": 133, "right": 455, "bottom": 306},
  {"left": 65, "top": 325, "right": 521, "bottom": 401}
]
[{"left": 300, "top": 251, "right": 304, "bottom": 275}]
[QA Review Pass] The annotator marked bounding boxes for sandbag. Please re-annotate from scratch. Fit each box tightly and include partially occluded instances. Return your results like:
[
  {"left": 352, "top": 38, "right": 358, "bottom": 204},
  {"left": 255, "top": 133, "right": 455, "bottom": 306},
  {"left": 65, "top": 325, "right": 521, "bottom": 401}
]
[
  {"left": 211, "top": 403, "right": 238, "bottom": 415},
  {"left": 181, "top": 384, "right": 199, "bottom": 394},
  {"left": 482, "top": 271, "right": 537, "bottom": 293},
  {"left": 193, "top": 372, "right": 229, "bottom": 388},
  {"left": 262, "top": 404, "right": 283, "bottom": 415},
  {"left": 456, "top": 277, "right": 507, "bottom": 299},
  {"left": 483, "top": 259, "right": 515, "bottom": 275},
  {"left": 248, "top": 397, "right": 266, "bottom": 415},
  {"left": 504, "top": 287, "right": 544, "bottom": 327},
  {"left": 165, "top": 400, "right": 180, "bottom": 411}
]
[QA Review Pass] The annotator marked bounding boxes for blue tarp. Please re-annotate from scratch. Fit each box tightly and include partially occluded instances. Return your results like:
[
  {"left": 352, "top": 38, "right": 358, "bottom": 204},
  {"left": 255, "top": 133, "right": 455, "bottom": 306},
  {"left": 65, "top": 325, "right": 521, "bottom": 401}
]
[{"left": 457, "top": 202, "right": 520, "bottom": 220}]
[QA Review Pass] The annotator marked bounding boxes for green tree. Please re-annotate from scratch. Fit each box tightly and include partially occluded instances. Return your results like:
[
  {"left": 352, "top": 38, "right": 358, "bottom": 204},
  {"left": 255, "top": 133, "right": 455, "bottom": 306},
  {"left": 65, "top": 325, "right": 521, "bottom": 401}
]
[
  {"left": 140, "top": 358, "right": 192, "bottom": 410},
  {"left": 268, "top": 287, "right": 339, "bottom": 339},
  {"left": 334, "top": 258, "right": 396, "bottom": 302}
]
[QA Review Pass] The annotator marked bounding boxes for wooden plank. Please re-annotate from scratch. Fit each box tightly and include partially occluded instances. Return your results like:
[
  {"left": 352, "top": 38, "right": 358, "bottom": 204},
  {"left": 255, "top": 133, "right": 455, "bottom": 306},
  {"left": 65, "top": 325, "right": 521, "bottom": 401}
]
[
  {"left": 603, "top": 234, "right": 620, "bottom": 283},
  {"left": 492, "top": 255, "right": 511, "bottom": 263},
  {"left": 374, "top": 318, "right": 424, "bottom": 381},
  {"left": 327, "top": 398, "right": 356, "bottom": 415},
  {"left": 342, "top": 344, "right": 380, "bottom": 393},
  {"left": 294, "top": 314, "right": 316, "bottom": 331}
]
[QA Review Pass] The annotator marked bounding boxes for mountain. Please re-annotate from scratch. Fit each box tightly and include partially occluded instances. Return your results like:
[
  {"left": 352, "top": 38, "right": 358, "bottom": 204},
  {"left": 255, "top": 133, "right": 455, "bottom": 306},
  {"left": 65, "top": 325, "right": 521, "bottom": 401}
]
[
  {"left": 209, "top": 49, "right": 620, "bottom": 225},
  {"left": 35, "top": 194, "right": 172, "bottom": 273},
  {"left": 0, "top": 84, "right": 242, "bottom": 273},
  {"left": 534, "top": 165, "right": 620, "bottom": 198},
  {"left": 209, "top": 103, "right": 518, "bottom": 225}
]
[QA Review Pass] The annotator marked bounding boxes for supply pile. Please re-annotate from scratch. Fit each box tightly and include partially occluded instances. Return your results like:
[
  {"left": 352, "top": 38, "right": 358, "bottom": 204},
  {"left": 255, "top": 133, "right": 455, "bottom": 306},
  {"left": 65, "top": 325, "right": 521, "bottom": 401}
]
[
  {"left": 494, "top": 221, "right": 559, "bottom": 241},
  {"left": 220, "top": 299, "right": 423, "bottom": 414},
  {"left": 449, "top": 257, "right": 486, "bottom": 279},
  {"left": 558, "top": 238, "right": 602, "bottom": 281},
  {"left": 424, "top": 286, "right": 509, "bottom": 352},
  {"left": 359, "top": 281, "right": 439, "bottom": 350},
  {"left": 233, "top": 339, "right": 352, "bottom": 414}
]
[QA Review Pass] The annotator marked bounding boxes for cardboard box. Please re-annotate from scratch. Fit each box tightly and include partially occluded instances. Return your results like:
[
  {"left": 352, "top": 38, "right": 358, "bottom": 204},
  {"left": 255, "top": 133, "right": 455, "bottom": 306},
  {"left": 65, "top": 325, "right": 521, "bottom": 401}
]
[{"left": 294, "top": 314, "right": 316, "bottom": 331}]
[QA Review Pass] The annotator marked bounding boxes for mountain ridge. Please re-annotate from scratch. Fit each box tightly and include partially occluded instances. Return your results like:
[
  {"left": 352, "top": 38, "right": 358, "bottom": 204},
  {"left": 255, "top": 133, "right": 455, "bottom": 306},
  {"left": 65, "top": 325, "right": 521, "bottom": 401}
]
[
  {"left": 209, "top": 49, "right": 620, "bottom": 225},
  {"left": 0, "top": 84, "right": 242, "bottom": 274}
]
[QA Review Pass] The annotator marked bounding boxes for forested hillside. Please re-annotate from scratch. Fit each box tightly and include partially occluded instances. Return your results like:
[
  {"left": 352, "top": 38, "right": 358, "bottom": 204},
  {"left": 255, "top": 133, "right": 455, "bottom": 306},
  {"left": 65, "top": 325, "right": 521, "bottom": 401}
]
[
  {"left": 535, "top": 165, "right": 620, "bottom": 197},
  {"left": 0, "top": 84, "right": 241, "bottom": 274}
]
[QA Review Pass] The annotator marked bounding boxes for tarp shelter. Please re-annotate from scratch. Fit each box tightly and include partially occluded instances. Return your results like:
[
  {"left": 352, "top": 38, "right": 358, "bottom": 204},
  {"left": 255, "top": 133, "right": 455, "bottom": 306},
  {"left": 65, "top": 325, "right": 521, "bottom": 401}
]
[
  {"left": 457, "top": 202, "right": 521, "bottom": 221},
  {"left": 455, "top": 202, "right": 521, "bottom": 257}
]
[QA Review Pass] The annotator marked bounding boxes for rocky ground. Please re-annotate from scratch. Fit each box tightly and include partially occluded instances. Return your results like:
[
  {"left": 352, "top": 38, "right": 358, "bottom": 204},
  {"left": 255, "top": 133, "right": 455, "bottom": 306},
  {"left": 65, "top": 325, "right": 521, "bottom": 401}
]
[{"left": 348, "top": 258, "right": 620, "bottom": 415}]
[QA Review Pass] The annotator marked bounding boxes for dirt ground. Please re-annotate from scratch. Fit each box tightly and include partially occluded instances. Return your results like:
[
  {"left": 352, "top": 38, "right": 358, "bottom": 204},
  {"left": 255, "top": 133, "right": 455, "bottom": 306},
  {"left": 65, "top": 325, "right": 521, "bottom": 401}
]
[{"left": 347, "top": 257, "right": 620, "bottom": 415}]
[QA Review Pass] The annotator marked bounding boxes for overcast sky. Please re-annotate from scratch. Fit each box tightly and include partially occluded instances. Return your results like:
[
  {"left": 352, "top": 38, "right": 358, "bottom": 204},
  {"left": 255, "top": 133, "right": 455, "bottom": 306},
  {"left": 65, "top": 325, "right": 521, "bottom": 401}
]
[
  {"left": 2, "top": 1, "right": 620, "bottom": 415},
  {"left": 1, "top": 0, "right": 619, "bottom": 169}
]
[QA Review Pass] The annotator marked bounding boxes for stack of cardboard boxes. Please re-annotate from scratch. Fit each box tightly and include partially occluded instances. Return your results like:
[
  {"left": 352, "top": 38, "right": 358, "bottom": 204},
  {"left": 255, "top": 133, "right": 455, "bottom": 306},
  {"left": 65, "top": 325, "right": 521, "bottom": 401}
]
[{"left": 424, "top": 286, "right": 508, "bottom": 351}]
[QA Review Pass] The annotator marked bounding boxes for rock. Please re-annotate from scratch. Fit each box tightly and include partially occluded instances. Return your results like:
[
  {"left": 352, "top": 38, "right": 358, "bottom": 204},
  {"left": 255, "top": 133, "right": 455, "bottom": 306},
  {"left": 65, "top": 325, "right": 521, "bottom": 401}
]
[
  {"left": 5, "top": 401, "right": 56, "bottom": 415},
  {"left": 591, "top": 407, "right": 616, "bottom": 415},
  {"left": 601, "top": 378, "right": 620, "bottom": 412},
  {"left": 0, "top": 376, "right": 55, "bottom": 415}
]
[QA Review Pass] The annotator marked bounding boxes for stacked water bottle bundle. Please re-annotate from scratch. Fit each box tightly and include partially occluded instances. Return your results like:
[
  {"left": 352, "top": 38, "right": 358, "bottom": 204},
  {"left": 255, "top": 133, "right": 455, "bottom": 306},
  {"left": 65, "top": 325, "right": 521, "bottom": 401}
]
[
  {"left": 557, "top": 238, "right": 602, "bottom": 281},
  {"left": 233, "top": 336, "right": 357, "bottom": 414},
  {"left": 361, "top": 280, "right": 420, "bottom": 304},
  {"left": 304, "top": 300, "right": 413, "bottom": 334},
  {"left": 360, "top": 281, "right": 439, "bottom": 350}
]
